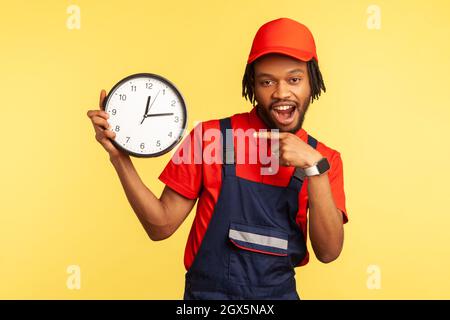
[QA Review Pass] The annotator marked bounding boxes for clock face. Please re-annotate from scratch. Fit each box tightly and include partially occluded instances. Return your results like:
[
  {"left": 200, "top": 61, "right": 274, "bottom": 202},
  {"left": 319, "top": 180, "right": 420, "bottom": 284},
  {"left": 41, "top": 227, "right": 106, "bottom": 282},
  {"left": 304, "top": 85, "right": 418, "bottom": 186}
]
[{"left": 103, "top": 73, "right": 187, "bottom": 157}]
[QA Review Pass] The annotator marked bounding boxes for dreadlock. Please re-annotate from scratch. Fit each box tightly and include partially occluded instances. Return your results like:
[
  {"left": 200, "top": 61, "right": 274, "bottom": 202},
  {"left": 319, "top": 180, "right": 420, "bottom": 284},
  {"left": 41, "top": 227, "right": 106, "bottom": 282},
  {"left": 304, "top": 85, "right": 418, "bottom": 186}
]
[{"left": 241, "top": 58, "right": 326, "bottom": 105}]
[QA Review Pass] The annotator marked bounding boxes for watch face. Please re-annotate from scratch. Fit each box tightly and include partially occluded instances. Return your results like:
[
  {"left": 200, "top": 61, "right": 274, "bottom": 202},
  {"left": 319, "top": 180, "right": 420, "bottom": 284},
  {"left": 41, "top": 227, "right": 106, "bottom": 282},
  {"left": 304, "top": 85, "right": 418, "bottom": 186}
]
[
  {"left": 317, "top": 157, "right": 330, "bottom": 173},
  {"left": 103, "top": 73, "right": 187, "bottom": 157}
]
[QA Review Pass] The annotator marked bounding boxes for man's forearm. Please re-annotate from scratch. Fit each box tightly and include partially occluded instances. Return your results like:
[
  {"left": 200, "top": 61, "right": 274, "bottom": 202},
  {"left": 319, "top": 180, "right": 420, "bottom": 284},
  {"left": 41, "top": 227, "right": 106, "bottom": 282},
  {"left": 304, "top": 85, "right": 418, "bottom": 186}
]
[
  {"left": 307, "top": 173, "right": 344, "bottom": 263},
  {"left": 109, "top": 154, "right": 168, "bottom": 234}
]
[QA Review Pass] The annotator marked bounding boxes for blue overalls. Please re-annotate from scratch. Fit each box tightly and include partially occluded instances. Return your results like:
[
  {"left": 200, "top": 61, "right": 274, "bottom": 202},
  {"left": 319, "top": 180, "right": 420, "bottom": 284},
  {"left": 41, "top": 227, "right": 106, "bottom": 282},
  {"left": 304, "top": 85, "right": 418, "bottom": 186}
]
[{"left": 183, "top": 117, "right": 318, "bottom": 300}]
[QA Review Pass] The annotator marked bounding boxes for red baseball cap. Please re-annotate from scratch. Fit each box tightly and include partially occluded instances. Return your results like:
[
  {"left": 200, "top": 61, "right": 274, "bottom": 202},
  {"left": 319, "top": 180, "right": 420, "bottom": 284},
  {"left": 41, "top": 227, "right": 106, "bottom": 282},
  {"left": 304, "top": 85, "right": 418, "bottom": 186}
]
[{"left": 247, "top": 18, "right": 318, "bottom": 64}]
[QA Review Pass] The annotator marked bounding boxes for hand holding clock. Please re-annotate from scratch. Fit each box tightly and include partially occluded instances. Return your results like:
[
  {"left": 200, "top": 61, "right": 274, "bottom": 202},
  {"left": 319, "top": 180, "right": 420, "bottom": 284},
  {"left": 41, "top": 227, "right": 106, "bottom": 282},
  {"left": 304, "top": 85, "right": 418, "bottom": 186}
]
[{"left": 86, "top": 89, "right": 128, "bottom": 160}]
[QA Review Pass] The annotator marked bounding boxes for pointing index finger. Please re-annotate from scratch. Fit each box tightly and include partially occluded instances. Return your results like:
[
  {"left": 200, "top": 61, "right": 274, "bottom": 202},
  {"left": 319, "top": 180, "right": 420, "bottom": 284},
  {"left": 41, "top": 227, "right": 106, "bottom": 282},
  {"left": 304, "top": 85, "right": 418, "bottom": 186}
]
[{"left": 253, "top": 131, "right": 287, "bottom": 139}]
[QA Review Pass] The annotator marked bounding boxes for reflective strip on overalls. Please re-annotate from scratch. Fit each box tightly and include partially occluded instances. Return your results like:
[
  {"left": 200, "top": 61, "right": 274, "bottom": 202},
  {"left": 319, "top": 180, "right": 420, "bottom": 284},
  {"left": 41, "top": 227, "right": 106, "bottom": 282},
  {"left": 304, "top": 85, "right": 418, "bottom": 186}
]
[{"left": 183, "top": 117, "right": 318, "bottom": 300}]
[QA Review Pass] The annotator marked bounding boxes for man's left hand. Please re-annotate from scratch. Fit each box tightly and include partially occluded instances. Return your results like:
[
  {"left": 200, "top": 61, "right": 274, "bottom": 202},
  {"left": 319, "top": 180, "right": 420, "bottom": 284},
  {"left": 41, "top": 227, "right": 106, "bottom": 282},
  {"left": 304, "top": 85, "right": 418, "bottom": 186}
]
[{"left": 255, "top": 131, "right": 323, "bottom": 168}]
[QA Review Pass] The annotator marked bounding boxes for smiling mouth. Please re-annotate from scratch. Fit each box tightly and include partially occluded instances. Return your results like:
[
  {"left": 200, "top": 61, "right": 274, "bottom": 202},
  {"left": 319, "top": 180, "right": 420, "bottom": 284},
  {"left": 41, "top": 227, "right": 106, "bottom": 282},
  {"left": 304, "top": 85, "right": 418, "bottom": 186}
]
[{"left": 271, "top": 105, "right": 297, "bottom": 126}]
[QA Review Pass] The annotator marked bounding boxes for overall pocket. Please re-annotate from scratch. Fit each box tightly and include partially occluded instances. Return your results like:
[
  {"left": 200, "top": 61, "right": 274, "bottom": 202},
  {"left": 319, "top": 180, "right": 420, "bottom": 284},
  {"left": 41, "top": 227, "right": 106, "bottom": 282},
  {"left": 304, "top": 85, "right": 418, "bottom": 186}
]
[{"left": 228, "top": 222, "right": 294, "bottom": 286}]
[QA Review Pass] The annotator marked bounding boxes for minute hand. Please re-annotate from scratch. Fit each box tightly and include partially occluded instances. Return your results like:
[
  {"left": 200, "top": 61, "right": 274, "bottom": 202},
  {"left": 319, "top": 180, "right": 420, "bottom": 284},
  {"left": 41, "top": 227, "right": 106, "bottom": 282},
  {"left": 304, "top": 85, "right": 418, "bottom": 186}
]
[
  {"left": 140, "top": 95, "right": 151, "bottom": 124},
  {"left": 144, "top": 113, "right": 174, "bottom": 118}
]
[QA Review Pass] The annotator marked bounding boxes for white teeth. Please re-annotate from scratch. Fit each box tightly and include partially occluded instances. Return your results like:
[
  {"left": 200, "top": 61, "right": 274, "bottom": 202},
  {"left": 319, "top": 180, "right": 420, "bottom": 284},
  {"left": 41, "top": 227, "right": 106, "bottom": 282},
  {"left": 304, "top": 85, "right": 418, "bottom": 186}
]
[{"left": 273, "top": 105, "right": 294, "bottom": 111}]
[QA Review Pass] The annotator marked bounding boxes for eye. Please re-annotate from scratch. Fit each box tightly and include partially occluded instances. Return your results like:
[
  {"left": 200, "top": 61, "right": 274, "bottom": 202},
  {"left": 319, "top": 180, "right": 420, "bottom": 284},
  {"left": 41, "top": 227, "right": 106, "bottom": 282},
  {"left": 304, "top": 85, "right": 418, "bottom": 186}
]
[
  {"left": 260, "top": 80, "right": 273, "bottom": 87},
  {"left": 290, "top": 77, "right": 302, "bottom": 84}
]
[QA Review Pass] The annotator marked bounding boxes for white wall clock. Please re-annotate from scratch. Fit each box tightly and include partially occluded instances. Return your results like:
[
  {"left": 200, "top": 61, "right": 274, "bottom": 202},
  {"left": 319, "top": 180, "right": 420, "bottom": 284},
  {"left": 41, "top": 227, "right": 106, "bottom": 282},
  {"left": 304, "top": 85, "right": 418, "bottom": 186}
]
[{"left": 103, "top": 73, "right": 187, "bottom": 157}]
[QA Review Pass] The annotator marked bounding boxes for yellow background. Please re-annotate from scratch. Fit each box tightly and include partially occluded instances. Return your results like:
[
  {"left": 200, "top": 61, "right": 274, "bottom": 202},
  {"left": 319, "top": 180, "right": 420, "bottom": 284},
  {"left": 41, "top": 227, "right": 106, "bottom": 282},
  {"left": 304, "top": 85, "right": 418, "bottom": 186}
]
[{"left": 1, "top": 0, "right": 449, "bottom": 299}]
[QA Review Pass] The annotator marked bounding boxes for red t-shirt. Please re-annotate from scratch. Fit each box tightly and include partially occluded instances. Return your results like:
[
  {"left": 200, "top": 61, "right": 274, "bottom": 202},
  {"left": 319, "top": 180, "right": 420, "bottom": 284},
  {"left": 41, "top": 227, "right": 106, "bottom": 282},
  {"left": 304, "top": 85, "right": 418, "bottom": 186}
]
[{"left": 159, "top": 107, "right": 348, "bottom": 271}]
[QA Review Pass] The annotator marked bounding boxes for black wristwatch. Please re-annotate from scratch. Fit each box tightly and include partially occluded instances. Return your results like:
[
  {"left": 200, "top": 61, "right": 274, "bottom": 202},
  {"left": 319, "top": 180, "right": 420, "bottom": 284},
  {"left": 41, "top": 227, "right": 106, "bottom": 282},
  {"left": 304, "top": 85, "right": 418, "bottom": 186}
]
[{"left": 294, "top": 157, "right": 330, "bottom": 181}]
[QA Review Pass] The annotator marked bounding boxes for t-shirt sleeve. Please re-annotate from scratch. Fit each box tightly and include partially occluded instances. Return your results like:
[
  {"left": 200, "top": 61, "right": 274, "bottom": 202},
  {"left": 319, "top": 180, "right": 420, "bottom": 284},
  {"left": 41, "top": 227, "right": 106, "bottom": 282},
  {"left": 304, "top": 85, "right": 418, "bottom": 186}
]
[
  {"left": 328, "top": 151, "right": 348, "bottom": 223},
  {"left": 158, "top": 123, "right": 203, "bottom": 200}
]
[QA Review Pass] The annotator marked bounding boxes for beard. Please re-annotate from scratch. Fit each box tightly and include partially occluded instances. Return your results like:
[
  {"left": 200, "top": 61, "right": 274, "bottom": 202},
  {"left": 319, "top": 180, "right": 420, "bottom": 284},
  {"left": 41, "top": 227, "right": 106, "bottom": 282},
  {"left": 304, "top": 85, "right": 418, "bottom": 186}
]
[{"left": 255, "top": 98, "right": 310, "bottom": 134}]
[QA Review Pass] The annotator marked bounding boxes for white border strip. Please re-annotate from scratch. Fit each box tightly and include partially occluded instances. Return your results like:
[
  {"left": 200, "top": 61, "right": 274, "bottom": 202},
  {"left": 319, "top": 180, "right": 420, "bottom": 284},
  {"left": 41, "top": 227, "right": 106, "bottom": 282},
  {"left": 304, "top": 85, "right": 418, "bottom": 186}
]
[{"left": 229, "top": 229, "right": 288, "bottom": 250}]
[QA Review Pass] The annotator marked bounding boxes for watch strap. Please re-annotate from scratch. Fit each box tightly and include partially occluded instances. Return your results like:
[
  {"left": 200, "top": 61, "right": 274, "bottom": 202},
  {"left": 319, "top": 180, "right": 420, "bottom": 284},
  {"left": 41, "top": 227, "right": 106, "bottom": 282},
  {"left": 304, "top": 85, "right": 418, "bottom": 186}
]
[
  {"left": 304, "top": 164, "right": 321, "bottom": 176},
  {"left": 294, "top": 157, "right": 330, "bottom": 181}
]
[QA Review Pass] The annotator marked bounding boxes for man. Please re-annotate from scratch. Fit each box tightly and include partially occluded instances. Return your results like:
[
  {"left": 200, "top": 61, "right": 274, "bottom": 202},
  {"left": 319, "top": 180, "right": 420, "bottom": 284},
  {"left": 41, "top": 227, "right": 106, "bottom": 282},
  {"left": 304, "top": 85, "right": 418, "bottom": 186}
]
[{"left": 87, "top": 18, "right": 348, "bottom": 300}]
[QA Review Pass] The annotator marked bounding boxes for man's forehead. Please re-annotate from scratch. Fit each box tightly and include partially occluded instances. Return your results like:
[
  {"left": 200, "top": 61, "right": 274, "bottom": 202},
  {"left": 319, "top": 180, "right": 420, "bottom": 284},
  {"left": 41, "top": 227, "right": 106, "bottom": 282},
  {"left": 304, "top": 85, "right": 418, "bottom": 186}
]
[
  {"left": 253, "top": 54, "right": 307, "bottom": 74},
  {"left": 255, "top": 67, "right": 306, "bottom": 78}
]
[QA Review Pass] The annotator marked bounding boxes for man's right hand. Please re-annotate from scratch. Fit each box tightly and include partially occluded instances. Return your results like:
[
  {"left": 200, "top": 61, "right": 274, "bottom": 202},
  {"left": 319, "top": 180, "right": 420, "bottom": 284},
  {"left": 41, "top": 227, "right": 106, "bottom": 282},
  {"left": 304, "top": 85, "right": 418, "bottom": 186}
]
[{"left": 87, "top": 89, "right": 128, "bottom": 160}]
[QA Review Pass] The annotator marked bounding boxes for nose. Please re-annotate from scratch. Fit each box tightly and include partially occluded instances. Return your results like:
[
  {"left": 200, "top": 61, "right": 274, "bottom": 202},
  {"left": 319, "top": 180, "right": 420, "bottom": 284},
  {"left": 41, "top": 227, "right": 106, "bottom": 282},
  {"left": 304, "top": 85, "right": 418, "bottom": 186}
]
[{"left": 272, "top": 81, "right": 291, "bottom": 100}]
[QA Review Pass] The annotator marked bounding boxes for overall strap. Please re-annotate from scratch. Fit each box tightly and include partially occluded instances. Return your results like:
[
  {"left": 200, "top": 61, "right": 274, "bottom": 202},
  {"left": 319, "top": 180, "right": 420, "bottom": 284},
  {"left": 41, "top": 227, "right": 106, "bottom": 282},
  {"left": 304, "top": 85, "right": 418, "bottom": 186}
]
[
  {"left": 307, "top": 135, "right": 318, "bottom": 149},
  {"left": 219, "top": 118, "right": 236, "bottom": 176}
]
